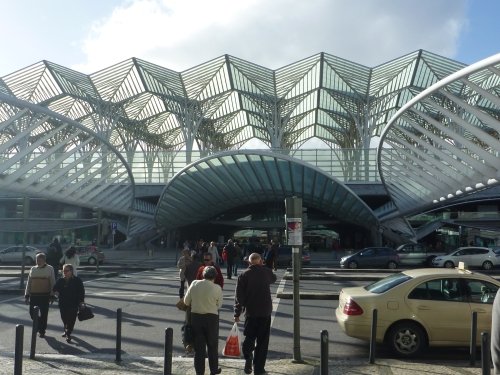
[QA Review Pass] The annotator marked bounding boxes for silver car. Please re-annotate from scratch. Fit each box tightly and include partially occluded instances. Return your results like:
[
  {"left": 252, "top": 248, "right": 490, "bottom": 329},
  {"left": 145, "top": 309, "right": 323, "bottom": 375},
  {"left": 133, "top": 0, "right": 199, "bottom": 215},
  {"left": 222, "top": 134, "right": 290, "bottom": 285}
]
[
  {"left": 0, "top": 245, "right": 42, "bottom": 265},
  {"left": 432, "top": 247, "right": 500, "bottom": 270}
]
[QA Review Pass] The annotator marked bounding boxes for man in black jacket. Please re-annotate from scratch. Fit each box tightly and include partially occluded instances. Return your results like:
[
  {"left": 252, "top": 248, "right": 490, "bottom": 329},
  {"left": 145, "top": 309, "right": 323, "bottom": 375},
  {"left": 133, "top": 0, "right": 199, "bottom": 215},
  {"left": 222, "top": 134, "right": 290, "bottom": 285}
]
[{"left": 234, "top": 253, "right": 277, "bottom": 375}]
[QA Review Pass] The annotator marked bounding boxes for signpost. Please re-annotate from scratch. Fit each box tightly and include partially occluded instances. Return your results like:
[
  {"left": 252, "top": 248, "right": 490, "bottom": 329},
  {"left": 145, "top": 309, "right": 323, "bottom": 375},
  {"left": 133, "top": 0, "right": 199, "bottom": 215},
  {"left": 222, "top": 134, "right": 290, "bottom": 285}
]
[{"left": 285, "top": 196, "right": 303, "bottom": 363}]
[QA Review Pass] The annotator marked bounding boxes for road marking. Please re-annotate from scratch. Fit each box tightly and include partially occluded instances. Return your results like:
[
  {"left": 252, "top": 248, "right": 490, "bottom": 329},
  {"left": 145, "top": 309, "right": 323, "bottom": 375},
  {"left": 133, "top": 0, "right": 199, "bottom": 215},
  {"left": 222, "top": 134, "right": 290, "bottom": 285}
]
[{"left": 271, "top": 276, "right": 285, "bottom": 327}]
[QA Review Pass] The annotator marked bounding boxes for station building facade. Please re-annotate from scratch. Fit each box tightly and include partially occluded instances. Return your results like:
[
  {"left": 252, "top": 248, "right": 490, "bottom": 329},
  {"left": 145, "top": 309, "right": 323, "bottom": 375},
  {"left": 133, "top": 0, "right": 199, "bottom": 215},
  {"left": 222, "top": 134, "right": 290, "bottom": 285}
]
[{"left": 0, "top": 50, "right": 499, "bottom": 251}]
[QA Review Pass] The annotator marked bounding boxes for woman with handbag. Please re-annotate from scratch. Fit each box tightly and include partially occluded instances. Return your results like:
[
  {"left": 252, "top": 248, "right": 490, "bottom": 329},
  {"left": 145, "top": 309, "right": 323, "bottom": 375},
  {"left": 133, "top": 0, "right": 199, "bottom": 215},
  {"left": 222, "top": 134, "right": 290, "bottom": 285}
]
[{"left": 53, "top": 263, "right": 85, "bottom": 342}]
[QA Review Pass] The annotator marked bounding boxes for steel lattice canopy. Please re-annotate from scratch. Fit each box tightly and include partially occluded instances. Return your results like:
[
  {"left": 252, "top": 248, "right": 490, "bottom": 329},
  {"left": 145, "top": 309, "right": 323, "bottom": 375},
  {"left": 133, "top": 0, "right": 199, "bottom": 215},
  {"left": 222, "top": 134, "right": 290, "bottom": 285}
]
[{"left": 378, "top": 53, "right": 500, "bottom": 220}]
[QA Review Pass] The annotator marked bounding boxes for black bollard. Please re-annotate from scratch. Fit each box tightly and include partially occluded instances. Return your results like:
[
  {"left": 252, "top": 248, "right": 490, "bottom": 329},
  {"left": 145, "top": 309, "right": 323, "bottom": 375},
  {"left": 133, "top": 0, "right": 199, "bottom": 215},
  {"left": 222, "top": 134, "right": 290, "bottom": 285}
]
[
  {"left": 369, "top": 309, "right": 377, "bottom": 364},
  {"left": 116, "top": 308, "right": 122, "bottom": 362},
  {"left": 30, "top": 306, "right": 39, "bottom": 359},
  {"left": 470, "top": 311, "right": 477, "bottom": 366},
  {"left": 14, "top": 324, "right": 24, "bottom": 375},
  {"left": 164, "top": 327, "right": 173, "bottom": 375},
  {"left": 482, "top": 332, "right": 491, "bottom": 375},
  {"left": 320, "top": 330, "right": 328, "bottom": 375}
]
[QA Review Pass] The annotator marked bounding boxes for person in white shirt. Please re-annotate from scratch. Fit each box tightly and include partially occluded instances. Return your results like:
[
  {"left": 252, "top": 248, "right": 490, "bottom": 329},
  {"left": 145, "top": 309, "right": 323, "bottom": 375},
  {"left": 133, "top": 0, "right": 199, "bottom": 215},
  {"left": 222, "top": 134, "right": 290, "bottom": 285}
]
[
  {"left": 25, "top": 252, "right": 56, "bottom": 338},
  {"left": 207, "top": 241, "right": 221, "bottom": 264},
  {"left": 184, "top": 266, "right": 223, "bottom": 375}
]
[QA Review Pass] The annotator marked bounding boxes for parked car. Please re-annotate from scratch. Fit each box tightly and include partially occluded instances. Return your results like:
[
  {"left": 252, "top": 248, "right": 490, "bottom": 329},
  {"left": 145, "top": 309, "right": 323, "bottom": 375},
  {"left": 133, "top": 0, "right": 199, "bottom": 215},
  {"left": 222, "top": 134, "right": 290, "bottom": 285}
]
[
  {"left": 74, "top": 246, "right": 105, "bottom": 265},
  {"left": 396, "top": 243, "right": 446, "bottom": 267},
  {"left": 432, "top": 246, "right": 500, "bottom": 270},
  {"left": 335, "top": 267, "right": 500, "bottom": 357},
  {"left": 0, "top": 245, "right": 43, "bottom": 265},
  {"left": 275, "top": 245, "right": 311, "bottom": 268},
  {"left": 339, "top": 247, "right": 399, "bottom": 269}
]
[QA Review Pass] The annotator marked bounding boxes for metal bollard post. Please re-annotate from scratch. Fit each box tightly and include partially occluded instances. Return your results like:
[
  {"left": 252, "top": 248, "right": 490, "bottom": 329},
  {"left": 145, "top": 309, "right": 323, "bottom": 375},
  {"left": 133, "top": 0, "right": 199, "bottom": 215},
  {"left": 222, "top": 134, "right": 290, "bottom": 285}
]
[
  {"left": 116, "top": 308, "right": 122, "bottom": 362},
  {"left": 14, "top": 324, "right": 24, "bottom": 375},
  {"left": 320, "top": 330, "right": 328, "bottom": 375},
  {"left": 164, "top": 327, "right": 173, "bottom": 375},
  {"left": 482, "top": 332, "right": 491, "bottom": 375},
  {"left": 369, "top": 309, "right": 377, "bottom": 364},
  {"left": 30, "top": 306, "right": 39, "bottom": 359},
  {"left": 470, "top": 311, "right": 477, "bottom": 366}
]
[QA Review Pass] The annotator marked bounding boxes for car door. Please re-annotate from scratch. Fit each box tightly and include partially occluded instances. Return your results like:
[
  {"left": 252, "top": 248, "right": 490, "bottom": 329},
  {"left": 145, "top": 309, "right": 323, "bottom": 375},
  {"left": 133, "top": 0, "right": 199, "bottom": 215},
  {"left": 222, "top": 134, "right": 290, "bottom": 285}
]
[
  {"left": 461, "top": 278, "right": 499, "bottom": 342},
  {"left": 452, "top": 248, "right": 471, "bottom": 267},
  {"left": 5, "top": 247, "right": 19, "bottom": 262},
  {"left": 357, "top": 248, "right": 375, "bottom": 267},
  {"left": 406, "top": 278, "right": 471, "bottom": 344}
]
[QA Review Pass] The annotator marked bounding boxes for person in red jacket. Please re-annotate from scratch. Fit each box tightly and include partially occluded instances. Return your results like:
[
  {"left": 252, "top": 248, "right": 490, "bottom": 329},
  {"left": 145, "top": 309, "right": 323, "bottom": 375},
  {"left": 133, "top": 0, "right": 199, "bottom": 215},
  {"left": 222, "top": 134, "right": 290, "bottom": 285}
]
[{"left": 195, "top": 252, "right": 224, "bottom": 289}]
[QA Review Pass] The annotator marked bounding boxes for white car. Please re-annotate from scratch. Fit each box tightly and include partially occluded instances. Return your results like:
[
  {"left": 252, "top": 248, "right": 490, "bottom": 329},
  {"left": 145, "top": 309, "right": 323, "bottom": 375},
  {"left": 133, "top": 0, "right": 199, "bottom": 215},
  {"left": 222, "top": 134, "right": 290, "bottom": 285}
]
[
  {"left": 432, "top": 247, "right": 500, "bottom": 270},
  {"left": 0, "top": 245, "right": 43, "bottom": 265}
]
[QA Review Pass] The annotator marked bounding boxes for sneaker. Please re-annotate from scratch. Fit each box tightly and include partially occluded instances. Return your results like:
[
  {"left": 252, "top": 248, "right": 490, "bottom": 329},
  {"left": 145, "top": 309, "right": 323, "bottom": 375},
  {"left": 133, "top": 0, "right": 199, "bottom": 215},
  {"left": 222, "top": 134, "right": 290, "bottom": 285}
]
[
  {"left": 210, "top": 368, "right": 222, "bottom": 375},
  {"left": 61, "top": 333, "right": 67, "bottom": 337},
  {"left": 66, "top": 335, "right": 72, "bottom": 342},
  {"left": 38, "top": 332, "right": 45, "bottom": 338}
]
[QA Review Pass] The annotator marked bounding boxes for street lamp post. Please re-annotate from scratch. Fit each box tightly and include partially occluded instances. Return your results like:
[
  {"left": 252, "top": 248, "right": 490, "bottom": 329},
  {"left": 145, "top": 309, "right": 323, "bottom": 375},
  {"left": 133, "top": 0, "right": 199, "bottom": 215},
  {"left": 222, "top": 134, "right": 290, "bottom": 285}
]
[
  {"left": 16, "top": 197, "right": 30, "bottom": 289},
  {"left": 92, "top": 207, "right": 102, "bottom": 273}
]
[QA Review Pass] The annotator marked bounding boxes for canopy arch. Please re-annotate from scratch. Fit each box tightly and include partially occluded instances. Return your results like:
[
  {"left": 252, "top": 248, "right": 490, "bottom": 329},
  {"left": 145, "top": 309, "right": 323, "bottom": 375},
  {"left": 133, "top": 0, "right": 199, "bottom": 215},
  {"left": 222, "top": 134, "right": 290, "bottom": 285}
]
[{"left": 155, "top": 150, "right": 379, "bottom": 232}]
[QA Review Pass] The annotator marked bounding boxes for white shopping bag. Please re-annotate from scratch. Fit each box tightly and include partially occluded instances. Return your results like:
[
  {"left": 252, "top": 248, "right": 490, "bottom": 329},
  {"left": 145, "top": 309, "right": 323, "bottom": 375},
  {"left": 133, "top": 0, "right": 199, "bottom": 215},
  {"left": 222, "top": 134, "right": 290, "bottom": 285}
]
[{"left": 222, "top": 322, "right": 243, "bottom": 357}]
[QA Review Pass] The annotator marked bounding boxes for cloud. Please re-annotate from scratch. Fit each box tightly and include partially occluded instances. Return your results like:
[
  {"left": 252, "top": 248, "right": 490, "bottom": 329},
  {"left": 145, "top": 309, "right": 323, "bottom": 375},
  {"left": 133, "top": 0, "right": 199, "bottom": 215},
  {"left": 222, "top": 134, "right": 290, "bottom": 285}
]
[{"left": 73, "top": 0, "right": 467, "bottom": 74}]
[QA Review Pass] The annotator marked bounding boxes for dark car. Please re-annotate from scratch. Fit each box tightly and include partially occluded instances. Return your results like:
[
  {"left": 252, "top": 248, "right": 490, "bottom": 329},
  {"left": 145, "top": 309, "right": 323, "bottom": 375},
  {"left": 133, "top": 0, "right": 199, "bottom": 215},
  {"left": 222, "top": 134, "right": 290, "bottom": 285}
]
[
  {"left": 275, "top": 245, "right": 311, "bottom": 268},
  {"left": 339, "top": 247, "right": 399, "bottom": 269}
]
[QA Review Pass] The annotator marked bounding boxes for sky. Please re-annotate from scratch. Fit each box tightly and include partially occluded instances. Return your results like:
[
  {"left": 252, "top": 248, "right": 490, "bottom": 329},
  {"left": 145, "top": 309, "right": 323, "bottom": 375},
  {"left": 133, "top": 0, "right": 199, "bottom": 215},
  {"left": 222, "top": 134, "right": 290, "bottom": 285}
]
[{"left": 0, "top": 0, "right": 499, "bottom": 78}]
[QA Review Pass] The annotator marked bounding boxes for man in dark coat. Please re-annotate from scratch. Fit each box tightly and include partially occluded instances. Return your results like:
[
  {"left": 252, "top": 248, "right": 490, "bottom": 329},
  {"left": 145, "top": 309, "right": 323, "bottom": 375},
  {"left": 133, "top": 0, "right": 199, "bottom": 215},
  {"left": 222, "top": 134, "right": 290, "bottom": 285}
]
[
  {"left": 46, "top": 238, "right": 63, "bottom": 278},
  {"left": 234, "top": 253, "right": 277, "bottom": 375}
]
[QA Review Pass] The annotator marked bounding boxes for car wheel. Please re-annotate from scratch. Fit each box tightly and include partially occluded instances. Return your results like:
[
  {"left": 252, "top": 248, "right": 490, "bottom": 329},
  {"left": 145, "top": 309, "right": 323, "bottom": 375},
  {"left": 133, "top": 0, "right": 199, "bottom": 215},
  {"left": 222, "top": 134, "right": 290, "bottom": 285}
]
[
  {"left": 348, "top": 261, "right": 358, "bottom": 269},
  {"left": 24, "top": 257, "right": 34, "bottom": 266},
  {"left": 88, "top": 257, "right": 97, "bottom": 265},
  {"left": 444, "top": 261, "right": 454, "bottom": 268},
  {"left": 387, "top": 321, "right": 427, "bottom": 357},
  {"left": 387, "top": 261, "right": 398, "bottom": 269},
  {"left": 483, "top": 261, "right": 494, "bottom": 270}
]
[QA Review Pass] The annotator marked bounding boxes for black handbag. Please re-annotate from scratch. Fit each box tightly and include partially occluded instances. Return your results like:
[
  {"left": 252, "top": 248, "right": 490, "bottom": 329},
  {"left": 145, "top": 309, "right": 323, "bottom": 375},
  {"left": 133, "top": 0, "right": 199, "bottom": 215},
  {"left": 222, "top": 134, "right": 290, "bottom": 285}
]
[
  {"left": 77, "top": 304, "right": 94, "bottom": 321},
  {"left": 181, "top": 323, "right": 194, "bottom": 345}
]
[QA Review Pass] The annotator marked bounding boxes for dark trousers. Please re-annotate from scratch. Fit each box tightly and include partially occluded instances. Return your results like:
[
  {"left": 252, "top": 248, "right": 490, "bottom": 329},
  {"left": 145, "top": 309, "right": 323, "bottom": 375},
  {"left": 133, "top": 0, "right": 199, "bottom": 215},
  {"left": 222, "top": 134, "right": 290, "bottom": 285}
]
[
  {"left": 243, "top": 316, "right": 271, "bottom": 373},
  {"left": 29, "top": 295, "right": 50, "bottom": 334},
  {"left": 179, "top": 279, "right": 187, "bottom": 298},
  {"left": 191, "top": 312, "right": 219, "bottom": 375},
  {"left": 226, "top": 260, "right": 234, "bottom": 278},
  {"left": 59, "top": 306, "right": 78, "bottom": 335}
]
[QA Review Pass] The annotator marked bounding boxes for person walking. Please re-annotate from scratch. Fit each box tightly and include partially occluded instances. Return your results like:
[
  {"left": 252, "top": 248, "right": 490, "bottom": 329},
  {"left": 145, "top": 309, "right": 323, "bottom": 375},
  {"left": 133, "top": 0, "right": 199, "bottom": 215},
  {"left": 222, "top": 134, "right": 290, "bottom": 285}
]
[
  {"left": 46, "top": 238, "right": 63, "bottom": 279},
  {"left": 264, "top": 240, "right": 278, "bottom": 271},
  {"left": 52, "top": 264, "right": 85, "bottom": 342},
  {"left": 207, "top": 241, "right": 221, "bottom": 264},
  {"left": 234, "top": 252, "right": 277, "bottom": 375},
  {"left": 224, "top": 239, "right": 237, "bottom": 279},
  {"left": 59, "top": 246, "right": 80, "bottom": 276},
  {"left": 25, "top": 252, "right": 56, "bottom": 338},
  {"left": 177, "top": 248, "right": 193, "bottom": 299},
  {"left": 195, "top": 252, "right": 224, "bottom": 289},
  {"left": 184, "top": 266, "right": 223, "bottom": 375}
]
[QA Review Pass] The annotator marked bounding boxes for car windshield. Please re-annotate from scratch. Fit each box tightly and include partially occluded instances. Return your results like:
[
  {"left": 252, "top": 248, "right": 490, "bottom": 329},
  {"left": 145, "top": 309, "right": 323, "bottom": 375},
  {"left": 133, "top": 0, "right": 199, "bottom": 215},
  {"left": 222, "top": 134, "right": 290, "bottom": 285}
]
[{"left": 365, "top": 273, "right": 412, "bottom": 294}]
